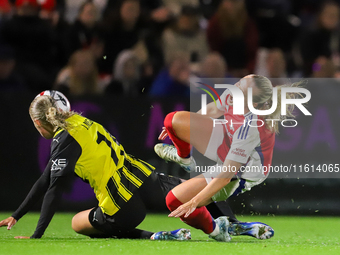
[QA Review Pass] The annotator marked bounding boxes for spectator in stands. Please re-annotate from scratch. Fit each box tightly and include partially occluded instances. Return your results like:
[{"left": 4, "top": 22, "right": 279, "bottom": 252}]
[
  {"left": 103, "top": 0, "right": 171, "bottom": 26},
  {"left": 199, "top": 0, "right": 222, "bottom": 19},
  {"left": 265, "top": 49, "right": 287, "bottom": 79},
  {"left": 255, "top": 48, "right": 288, "bottom": 86},
  {"left": 312, "top": 56, "right": 336, "bottom": 78},
  {"left": 162, "top": 5, "right": 208, "bottom": 72},
  {"left": 149, "top": 52, "right": 190, "bottom": 97},
  {"left": 105, "top": 50, "right": 141, "bottom": 96},
  {"left": 206, "top": 0, "right": 259, "bottom": 77},
  {"left": 101, "top": 0, "right": 171, "bottom": 78},
  {"left": 105, "top": 49, "right": 158, "bottom": 96},
  {"left": 300, "top": 1, "right": 340, "bottom": 76},
  {"left": 246, "top": 0, "right": 299, "bottom": 52},
  {"left": 162, "top": 0, "right": 199, "bottom": 17},
  {"left": 99, "top": 0, "right": 147, "bottom": 74},
  {"left": 191, "top": 52, "right": 229, "bottom": 89},
  {"left": 54, "top": 49, "right": 103, "bottom": 96},
  {"left": 198, "top": 52, "right": 228, "bottom": 79},
  {"left": 0, "top": 0, "right": 12, "bottom": 21},
  {"left": 0, "top": 44, "right": 26, "bottom": 92},
  {"left": 309, "top": 56, "right": 340, "bottom": 103},
  {"left": 65, "top": 0, "right": 100, "bottom": 57},
  {"left": 0, "top": 0, "right": 55, "bottom": 92},
  {"left": 64, "top": 0, "right": 107, "bottom": 24},
  {"left": 39, "top": 0, "right": 70, "bottom": 69}
]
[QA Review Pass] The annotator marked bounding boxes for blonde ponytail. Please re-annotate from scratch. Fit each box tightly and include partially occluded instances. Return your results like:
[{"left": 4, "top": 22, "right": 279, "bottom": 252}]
[
  {"left": 46, "top": 107, "right": 57, "bottom": 122},
  {"left": 29, "top": 95, "right": 76, "bottom": 131},
  {"left": 252, "top": 75, "right": 307, "bottom": 134}
]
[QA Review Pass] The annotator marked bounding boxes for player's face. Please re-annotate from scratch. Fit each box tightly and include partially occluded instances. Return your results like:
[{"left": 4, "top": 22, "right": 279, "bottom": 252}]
[{"left": 32, "top": 119, "right": 55, "bottom": 139}]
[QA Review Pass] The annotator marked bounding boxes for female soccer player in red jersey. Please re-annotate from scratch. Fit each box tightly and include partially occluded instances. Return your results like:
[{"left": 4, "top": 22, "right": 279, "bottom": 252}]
[{"left": 155, "top": 74, "right": 303, "bottom": 241}]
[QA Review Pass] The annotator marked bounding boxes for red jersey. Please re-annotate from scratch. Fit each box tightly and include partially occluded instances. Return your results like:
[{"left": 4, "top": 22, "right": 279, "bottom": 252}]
[{"left": 216, "top": 89, "right": 275, "bottom": 179}]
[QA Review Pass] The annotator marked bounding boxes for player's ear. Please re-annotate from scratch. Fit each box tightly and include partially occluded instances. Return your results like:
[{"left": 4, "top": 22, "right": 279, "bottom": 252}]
[{"left": 34, "top": 119, "right": 42, "bottom": 127}]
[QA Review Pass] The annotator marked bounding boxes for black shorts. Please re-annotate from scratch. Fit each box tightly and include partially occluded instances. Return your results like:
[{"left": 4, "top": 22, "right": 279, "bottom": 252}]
[
  {"left": 156, "top": 172, "right": 182, "bottom": 196},
  {"left": 137, "top": 172, "right": 183, "bottom": 210},
  {"left": 89, "top": 191, "right": 146, "bottom": 238},
  {"left": 88, "top": 172, "right": 183, "bottom": 237}
]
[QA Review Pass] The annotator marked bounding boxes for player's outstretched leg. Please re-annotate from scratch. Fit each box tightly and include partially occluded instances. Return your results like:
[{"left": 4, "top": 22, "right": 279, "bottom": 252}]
[
  {"left": 150, "top": 228, "right": 191, "bottom": 240},
  {"left": 209, "top": 216, "right": 232, "bottom": 242},
  {"left": 154, "top": 143, "right": 196, "bottom": 172},
  {"left": 228, "top": 222, "right": 274, "bottom": 240}
]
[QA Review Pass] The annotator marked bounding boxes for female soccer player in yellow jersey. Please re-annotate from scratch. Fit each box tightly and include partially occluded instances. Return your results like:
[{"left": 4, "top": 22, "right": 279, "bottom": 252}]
[{"left": 0, "top": 94, "right": 191, "bottom": 240}]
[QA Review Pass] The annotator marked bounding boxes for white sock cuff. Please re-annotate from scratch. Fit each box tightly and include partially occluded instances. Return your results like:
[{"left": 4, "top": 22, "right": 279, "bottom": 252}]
[{"left": 209, "top": 221, "right": 220, "bottom": 237}]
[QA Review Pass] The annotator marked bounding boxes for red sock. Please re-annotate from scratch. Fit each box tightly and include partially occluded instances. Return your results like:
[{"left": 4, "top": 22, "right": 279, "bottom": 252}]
[
  {"left": 166, "top": 191, "right": 215, "bottom": 234},
  {"left": 164, "top": 112, "right": 191, "bottom": 158}
]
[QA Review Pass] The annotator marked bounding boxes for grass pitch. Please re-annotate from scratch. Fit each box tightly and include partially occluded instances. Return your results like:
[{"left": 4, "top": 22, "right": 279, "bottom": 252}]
[{"left": 0, "top": 213, "right": 339, "bottom": 255}]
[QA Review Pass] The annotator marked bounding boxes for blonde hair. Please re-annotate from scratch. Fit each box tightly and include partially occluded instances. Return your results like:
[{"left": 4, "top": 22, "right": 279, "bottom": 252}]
[
  {"left": 29, "top": 95, "right": 76, "bottom": 131},
  {"left": 251, "top": 75, "right": 306, "bottom": 134}
]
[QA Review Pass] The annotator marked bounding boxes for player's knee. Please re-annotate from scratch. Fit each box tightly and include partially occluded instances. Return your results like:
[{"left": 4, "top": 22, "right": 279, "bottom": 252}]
[
  {"left": 164, "top": 111, "right": 177, "bottom": 130},
  {"left": 175, "top": 111, "right": 191, "bottom": 127},
  {"left": 71, "top": 214, "right": 82, "bottom": 233},
  {"left": 164, "top": 111, "right": 188, "bottom": 132},
  {"left": 165, "top": 192, "right": 174, "bottom": 211},
  {"left": 166, "top": 190, "right": 181, "bottom": 211}
]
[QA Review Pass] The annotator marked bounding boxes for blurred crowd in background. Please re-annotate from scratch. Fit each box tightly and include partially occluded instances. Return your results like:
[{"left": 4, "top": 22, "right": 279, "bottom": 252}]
[{"left": 0, "top": 0, "right": 340, "bottom": 97}]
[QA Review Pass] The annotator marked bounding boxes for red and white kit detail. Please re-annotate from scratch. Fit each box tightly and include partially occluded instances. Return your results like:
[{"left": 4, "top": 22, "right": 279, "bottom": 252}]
[{"left": 203, "top": 88, "right": 275, "bottom": 185}]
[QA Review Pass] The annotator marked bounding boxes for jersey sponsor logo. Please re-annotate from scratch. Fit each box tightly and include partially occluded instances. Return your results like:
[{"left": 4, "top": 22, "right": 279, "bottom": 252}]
[
  {"left": 81, "top": 119, "right": 93, "bottom": 130},
  {"left": 230, "top": 148, "right": 247, "bottom": 158},
  {"left": 51, "top": 159, "right": 67, "bottom": 171},
  {"left": 93, "top": 211, "right": 99, "bottom": 222},
  {"left": 53, "top": 137, "right": 60, "bottom": 143}
]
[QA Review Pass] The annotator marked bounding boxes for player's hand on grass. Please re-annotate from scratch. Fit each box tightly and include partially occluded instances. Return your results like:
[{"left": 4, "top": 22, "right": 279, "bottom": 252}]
[
  {"left": 0, "top": 216, "right": 17, "bottom": 230},
  {"left": 158, "top": 127, "right": 168, "bottom": 140},
  {"left": 168, "top": 199, "right": 198, "bottom": 218},
  {"left": 14, "top": 236, "right": 30, "bottom": 239}
]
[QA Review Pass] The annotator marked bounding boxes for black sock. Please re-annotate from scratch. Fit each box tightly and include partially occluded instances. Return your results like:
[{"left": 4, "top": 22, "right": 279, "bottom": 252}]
[
  {"left": 206, "top": 201, "right": 239, "bottom": 223},
  {"left": 115, "top": 229, "right": 154, "bottom": 239}
]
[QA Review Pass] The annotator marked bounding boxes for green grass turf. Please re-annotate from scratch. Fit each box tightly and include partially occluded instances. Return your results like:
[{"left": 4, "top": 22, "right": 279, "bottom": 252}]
[{"left": 0, "top": 213, "right": 339, "bottom": 255}]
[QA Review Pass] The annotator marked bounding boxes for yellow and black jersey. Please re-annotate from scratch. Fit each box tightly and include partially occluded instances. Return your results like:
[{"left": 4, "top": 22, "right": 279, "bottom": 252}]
[
  {"left": 12, "top": 114, "right": 154, "bottom": 238},
  {"left": 53, "top": 114, "right": 155, "bottom": 216}
]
